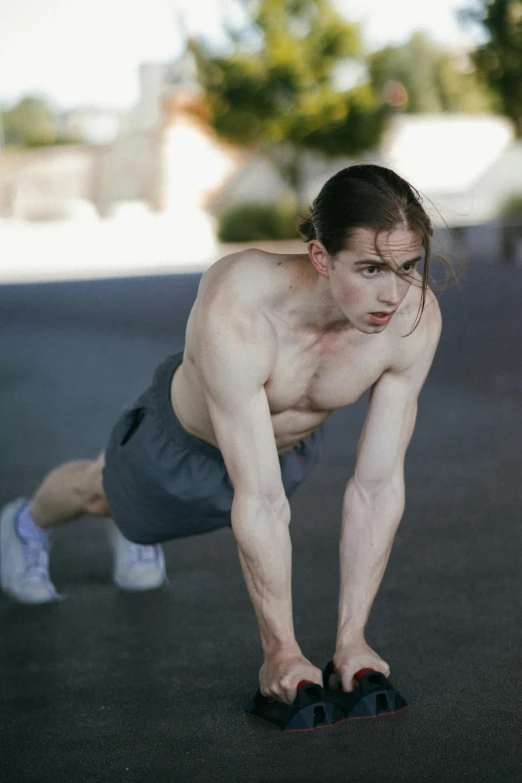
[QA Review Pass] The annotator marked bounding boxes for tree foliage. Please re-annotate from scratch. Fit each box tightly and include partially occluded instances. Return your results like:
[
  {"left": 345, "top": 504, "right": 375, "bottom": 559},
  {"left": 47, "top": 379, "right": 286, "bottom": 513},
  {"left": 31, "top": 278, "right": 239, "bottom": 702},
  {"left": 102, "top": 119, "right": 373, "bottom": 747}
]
[
  {"left": 460, "top": 0, "right": 522, "bottom": 133},
  {"left": 369, "top": 32, "right": 494, "bottom": 114},
  {"left": 2, "top": 96, "right": 61, "bottom": 148},
  {"left": 192, "top": 0, "right": 386, "bottom": 198}
]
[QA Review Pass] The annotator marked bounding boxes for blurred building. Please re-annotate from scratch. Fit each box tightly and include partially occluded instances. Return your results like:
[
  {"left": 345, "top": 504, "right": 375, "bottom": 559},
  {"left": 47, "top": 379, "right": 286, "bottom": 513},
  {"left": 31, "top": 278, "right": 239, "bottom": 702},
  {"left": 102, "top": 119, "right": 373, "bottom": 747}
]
[
  {"left": 1, "top": 49, "right": 522, "bottom": 238},
  {"left": 383, "top": 114, "right": 519, "bottom": 226},
  {"left": 0, "top": 145, "right": 95, "bottom": 221},
  {"left": 0, "top": 49, "right": 240, "bottom": 225},
  {"left": 62, "top": 107, "right": 123, "bottom": 146}
]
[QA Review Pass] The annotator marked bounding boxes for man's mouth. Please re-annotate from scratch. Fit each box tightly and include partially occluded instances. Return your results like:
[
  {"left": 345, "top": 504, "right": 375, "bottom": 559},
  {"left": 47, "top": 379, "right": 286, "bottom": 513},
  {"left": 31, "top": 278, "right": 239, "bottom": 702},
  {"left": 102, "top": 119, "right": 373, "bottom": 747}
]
[{"left": 369, "top": 311, "right": 395, "bottom": 325}]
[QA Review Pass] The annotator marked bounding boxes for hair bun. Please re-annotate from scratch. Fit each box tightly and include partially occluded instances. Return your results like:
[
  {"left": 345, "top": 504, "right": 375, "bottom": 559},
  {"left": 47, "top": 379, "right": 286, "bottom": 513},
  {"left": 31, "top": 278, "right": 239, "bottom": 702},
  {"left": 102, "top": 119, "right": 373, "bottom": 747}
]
[{"left": 298, "top": 214, "right": 316, "bottom": 242}]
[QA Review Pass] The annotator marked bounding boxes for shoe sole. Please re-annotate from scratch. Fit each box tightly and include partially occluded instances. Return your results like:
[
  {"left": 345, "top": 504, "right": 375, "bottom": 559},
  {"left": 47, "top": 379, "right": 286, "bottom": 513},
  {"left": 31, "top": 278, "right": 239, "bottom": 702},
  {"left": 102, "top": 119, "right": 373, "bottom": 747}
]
[
  {"left": 0, "top": 498, "right": 61, "bottom": 604},
  {"left": 114, "top": 575, "right": 167, "bottom": 592},
  {"left": 106, "top": 518, "right": 167, "bottom": 592}
]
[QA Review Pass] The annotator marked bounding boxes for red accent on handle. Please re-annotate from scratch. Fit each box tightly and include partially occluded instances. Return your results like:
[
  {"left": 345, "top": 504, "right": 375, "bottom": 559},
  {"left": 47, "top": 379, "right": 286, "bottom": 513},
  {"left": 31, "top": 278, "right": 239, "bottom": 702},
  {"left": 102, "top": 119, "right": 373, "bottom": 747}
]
[
  {"left": 296, "top": 679, "right": 313, "bottom": 691},
  {"left": 353, "top": 668, "right": 374, "bottom": 683}
]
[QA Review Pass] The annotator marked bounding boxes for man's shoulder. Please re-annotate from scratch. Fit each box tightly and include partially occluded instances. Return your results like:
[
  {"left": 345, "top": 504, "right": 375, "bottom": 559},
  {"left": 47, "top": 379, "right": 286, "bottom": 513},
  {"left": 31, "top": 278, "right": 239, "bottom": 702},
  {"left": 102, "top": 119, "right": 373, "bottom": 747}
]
[
  {"left": 196, "top": 249, "right": 278, "bottom": 345},
  {"left": 202, "top": 248, "right": 276, "bottom": 295}
]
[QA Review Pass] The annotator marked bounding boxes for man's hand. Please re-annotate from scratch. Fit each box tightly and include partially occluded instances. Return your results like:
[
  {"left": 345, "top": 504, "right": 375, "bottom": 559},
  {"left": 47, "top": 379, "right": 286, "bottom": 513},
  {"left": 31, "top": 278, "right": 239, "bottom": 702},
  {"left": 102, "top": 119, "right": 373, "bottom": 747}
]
[
  {"left": 260, "top": 649, "right": 323, "bottom": 705},
  {"left": 333, "top": 641, "right": 390, "bottom": 693}
]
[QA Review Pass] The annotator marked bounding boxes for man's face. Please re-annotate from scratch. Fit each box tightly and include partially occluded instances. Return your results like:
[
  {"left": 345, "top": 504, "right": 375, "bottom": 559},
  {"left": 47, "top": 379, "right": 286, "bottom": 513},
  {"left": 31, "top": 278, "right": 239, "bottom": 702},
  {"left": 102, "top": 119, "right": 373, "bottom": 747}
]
[{"left": 328, "top": 226, "right": 422, "bottom": 334}]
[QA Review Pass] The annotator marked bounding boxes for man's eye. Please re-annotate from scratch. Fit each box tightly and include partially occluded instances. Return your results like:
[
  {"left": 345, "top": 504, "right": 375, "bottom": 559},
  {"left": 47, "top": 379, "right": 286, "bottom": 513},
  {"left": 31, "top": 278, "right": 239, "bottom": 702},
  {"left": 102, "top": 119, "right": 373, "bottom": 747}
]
[
  {"left": 363, "top": 266, "right": 380, "bottom": 276},
  {"left": 402, "top": 262, "right": 417, "bottom": 274}
]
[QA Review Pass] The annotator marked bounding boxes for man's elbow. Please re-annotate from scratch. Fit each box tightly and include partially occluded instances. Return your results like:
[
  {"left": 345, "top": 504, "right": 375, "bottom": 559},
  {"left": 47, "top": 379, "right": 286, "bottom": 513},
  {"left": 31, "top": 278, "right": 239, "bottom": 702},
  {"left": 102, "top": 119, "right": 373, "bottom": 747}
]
[
  {"left": 231, "top": 489, "right": 291, "bottom": 531},
  {"left": 347, "top": 472, "right": 405, "bottom": 511}
]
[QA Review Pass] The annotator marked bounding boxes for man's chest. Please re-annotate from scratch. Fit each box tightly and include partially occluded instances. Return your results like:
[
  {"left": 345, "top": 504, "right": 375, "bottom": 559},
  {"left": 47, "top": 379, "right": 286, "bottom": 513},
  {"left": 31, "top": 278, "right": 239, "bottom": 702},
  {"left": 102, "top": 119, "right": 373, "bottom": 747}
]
[{"left": 264, "top": 332, "right": 392, "bottom": 414}]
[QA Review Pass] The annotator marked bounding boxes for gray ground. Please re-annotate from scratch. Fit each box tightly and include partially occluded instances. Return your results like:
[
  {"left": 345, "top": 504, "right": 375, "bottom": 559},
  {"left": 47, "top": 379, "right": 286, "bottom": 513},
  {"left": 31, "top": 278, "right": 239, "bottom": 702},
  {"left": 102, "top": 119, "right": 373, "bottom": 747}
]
[{"left": 0, "top": 261, "right": 521, "bottom": 783}]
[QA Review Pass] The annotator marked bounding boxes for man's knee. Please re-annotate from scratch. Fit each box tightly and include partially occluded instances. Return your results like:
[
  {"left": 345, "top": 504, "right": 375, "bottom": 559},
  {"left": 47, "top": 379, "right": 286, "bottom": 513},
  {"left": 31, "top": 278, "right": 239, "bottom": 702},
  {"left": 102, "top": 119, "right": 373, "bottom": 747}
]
[
  {"left": 84, "top": 494, "right": 110, "bottom": 516},
  {"left": 82, "top": 454, "right": 110, "bottom": 515},
  {"left": 60, "top": 456, "right": 109, "bottom": 516}
]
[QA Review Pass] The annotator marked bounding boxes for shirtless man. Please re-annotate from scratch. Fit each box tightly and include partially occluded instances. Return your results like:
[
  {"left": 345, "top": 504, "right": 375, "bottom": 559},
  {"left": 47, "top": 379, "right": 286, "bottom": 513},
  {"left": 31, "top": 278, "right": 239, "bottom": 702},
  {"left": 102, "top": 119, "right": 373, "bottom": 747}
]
[{"left": 0, "top": 165, "right": 441, "bottom": 705}]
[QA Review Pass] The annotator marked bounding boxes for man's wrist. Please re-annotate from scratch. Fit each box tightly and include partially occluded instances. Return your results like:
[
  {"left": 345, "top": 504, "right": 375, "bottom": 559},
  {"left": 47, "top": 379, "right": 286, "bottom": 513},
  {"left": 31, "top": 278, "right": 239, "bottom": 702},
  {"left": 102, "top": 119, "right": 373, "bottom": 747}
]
[
  {"left": 262, "top": 638, "right": 301, "bottom": 659},
  {"left": 335, "top": 624, "right": 366, "bottom": 650}
]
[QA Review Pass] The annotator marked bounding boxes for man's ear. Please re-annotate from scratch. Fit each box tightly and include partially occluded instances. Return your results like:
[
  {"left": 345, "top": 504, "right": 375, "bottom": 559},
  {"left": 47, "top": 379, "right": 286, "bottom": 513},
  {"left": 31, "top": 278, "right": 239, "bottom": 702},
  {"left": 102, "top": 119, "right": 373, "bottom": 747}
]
[{"left": 308, "top": 240, "right": 331, "bottom": 278}]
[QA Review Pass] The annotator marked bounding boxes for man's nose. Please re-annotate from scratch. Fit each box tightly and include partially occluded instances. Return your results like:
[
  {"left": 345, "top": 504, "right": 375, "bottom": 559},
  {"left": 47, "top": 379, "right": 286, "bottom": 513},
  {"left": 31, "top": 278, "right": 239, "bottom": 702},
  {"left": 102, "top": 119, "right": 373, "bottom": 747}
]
[{"left": 378, "top": 273, "right": 401, "bottom": 305}]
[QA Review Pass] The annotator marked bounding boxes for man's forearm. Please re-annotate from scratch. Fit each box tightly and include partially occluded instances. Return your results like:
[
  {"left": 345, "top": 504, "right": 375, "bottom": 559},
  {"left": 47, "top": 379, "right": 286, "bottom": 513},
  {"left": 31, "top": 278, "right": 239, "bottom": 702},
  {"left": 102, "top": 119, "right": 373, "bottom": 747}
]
[
  {"left": 336, "top": 475, "right": 405, "bottom": 646},
  {"left": 231, "top": 493, "right": 298, "bottom": 655}
]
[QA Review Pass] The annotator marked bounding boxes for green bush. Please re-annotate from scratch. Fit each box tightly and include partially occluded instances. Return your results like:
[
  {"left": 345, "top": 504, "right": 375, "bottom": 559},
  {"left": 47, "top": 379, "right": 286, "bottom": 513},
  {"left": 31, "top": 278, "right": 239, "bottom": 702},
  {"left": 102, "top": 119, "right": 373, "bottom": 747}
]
[
  {"left": 499, "top": 195, "right": 522, "bottom": 222},
  {"left": 217, "top": 203, "right": 300, "bottom": 242}
]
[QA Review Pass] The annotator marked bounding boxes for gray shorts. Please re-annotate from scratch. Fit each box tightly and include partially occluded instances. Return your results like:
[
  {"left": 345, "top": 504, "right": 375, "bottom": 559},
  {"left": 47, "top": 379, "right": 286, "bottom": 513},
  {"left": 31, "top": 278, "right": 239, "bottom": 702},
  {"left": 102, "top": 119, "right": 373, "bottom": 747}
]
[{"left": 102, "top": 353, "right": 324, "bottom": 545}]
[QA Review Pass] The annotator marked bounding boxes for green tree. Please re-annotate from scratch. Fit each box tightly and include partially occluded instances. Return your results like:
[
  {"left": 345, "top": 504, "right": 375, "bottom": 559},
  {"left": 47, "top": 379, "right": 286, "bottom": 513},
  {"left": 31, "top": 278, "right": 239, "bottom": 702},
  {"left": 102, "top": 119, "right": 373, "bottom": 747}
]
[
  {"left": 192, "top": 0, "right": 385, "bottom": 202},
  {"left": 2, "top": 95, "right": 61, "bottom": 148},
  {"left": 459, "top": 0, "right": 522, "bottom": 134},
  {"left": 369, "top": 32, "right": 494, "bottom": 114}
]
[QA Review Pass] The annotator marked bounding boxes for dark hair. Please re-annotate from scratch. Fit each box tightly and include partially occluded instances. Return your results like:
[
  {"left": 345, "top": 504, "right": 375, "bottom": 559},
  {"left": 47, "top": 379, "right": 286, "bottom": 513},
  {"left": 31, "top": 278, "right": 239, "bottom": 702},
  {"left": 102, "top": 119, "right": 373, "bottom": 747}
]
[{"left": 299, "top": 164, "right": 455, "bottom": 331}]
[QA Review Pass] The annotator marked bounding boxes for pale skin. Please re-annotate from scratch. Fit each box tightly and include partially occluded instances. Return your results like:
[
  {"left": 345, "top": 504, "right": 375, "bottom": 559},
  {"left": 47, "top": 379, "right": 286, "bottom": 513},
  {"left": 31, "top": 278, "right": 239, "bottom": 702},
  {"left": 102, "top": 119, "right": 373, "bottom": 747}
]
[{"left": 30, "top": 225, "right": 441, "bottom": 706}]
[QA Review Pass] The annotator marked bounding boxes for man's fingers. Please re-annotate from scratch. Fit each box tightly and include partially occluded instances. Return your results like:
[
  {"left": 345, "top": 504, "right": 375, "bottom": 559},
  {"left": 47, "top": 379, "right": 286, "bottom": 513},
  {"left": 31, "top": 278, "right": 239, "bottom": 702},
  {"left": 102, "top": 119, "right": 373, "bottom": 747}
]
[
  {"left": 340, "top": 669, "right": 357, "bottom": 692},
  {"left": 338, "top": 662, "right": 363, "bottom": 692},
  {"left": 339, "top": 661, "right": 390, "bottom": 692},
  {"left": 259, "top": 658, "right": 324, "bottom": 705},
  {"left": 272, "top": 669, "right": 323, "bottom": 704}
]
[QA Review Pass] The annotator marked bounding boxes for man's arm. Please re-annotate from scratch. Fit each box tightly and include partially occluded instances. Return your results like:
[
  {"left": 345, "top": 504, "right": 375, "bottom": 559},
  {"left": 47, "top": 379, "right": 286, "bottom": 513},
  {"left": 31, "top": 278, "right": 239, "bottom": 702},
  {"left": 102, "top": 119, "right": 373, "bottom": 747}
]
[
  {"left": 197, "top": 302, "right": 322, "bottom": 703},
  {"left": 334, "top": 302, "right": 442, "bottom": 690}
]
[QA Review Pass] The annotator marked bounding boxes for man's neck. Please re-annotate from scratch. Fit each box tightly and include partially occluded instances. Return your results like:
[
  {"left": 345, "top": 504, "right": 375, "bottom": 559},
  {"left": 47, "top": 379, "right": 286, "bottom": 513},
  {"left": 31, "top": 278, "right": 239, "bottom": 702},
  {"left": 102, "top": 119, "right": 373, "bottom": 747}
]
[{"left": 277, "top": 256, "right": 356, "bottom": 334}]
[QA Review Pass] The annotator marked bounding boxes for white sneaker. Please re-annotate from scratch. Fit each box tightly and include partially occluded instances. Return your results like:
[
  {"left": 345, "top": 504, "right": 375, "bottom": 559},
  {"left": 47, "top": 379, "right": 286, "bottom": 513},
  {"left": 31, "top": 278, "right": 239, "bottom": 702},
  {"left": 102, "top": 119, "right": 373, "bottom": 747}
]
[
  {"left": 0, "top": 498, "right": 61, "bottom": 604},
  {"left": 106, "top": 520, "right": 167, "bottom": 591}
]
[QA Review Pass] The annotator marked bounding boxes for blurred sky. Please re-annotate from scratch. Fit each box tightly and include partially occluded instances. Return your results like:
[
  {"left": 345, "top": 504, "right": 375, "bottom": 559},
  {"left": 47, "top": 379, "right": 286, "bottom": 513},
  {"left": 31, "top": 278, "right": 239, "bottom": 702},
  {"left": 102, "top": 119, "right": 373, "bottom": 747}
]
[{"left": 0, "top": 0, "right": 480, "bottom": 111}]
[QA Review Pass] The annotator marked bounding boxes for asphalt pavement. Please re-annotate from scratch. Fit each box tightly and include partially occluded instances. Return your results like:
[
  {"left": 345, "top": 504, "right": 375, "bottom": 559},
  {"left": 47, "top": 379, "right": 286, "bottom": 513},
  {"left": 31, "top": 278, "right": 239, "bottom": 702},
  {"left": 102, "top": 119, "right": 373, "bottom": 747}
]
[{"left": 0, "top": 258, "right": 521, "bottom": 783}]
